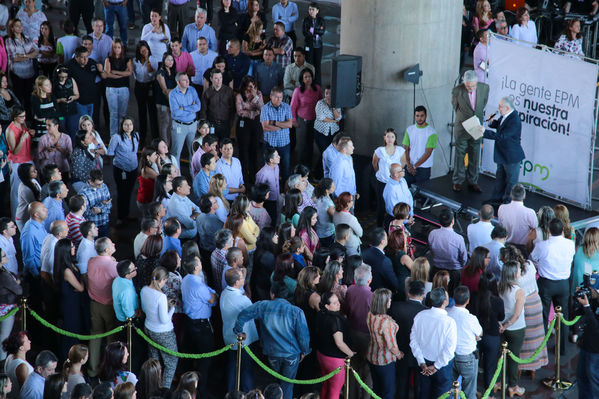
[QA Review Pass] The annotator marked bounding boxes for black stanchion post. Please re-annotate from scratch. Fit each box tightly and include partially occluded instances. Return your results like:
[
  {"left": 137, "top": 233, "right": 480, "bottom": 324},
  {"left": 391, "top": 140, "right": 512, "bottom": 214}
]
[
  {"left": 126, "top": 318, "right": 133, "bottom": 371},
  {"left": 20, "top": 298, "right": 27, "bottom": 331},
  {"left": 236, "top": 335, "right": 243, "bottom": 391}
]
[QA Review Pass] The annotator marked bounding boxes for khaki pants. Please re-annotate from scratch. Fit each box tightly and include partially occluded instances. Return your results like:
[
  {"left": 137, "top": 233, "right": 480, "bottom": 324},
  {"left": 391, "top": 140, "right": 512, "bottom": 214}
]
[{"left": 88, "top": 300, "right": 117, "bottom": 377}]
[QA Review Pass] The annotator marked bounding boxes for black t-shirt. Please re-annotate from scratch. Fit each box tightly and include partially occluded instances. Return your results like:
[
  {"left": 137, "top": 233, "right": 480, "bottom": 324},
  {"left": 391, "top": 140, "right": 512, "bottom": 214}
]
[
  {"left": 203, "top": 68, "right": 234, "bottom": 88},
  {"left": 66, "top": 58, "right": 98, "bottom": 105},
  {"left": 106, "top": 56, "right": 131, "bottom": 88},
  {"left": 469, "top": 293, "right": 505, "bottom": 336},
  {"left": 570, "top": 0, "right": 595, "bottom": 13},
  {"left": 314, "top": 310, "right": 351, "bottom": 358},
  {"left": 154, "top": 68, "right": 177, "bottom": 106}
]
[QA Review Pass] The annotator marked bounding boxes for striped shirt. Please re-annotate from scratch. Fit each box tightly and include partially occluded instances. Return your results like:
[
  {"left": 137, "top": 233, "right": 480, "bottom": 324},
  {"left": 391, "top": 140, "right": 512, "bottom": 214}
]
[
  {"left": 66, "top": 212, "right": 85, "bottom": 247},
  {"left": 366, "top": 313, "right": 400, "bottom": 366}
]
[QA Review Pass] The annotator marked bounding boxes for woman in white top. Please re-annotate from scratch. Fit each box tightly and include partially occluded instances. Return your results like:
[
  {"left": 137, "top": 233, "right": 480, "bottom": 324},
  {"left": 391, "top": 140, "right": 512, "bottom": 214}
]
[
  {"left": 509, "top": 7, "right": 537, "bottom": 47},
  {"left": 372, "top": 128, "right": 406, "bottom": 226},
  {"left": 332, "top": 192, "right": 363, "bottom": 255},
  {"left": 2, "top": 331, "right": 33, "bottom": 399},
  {"left": 141, "top": 9, "right": 171, "bottom": 64},
  {"left": 498, "top": 261, "right": 526, "bottom": 397},
  {"left": 141, "top": 266, "right": 178, "bottom": 388}
]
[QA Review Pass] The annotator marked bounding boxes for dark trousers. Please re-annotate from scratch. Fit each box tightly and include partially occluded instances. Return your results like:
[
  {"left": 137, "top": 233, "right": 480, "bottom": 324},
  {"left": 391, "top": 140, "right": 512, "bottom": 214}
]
[
  {"left": 374, "top": 179, "right": 386, "bottom": 227},
  {"left": 417, "top": 359, "right": 453, "bottom": 399},
  {"left": 306, "top": 46, "right": 323, "bottom": 85},
  {"left": 577, "top": 349, "right": 599, "bottom": 398},
  {"left": 502, "top": 328, "right": 525, "bottom": 387},
  {"left": 226, "top": 346, "right": 254, "bottom": 392},
  {"left": 199, "top": 0, "right": 213, "bottom": 22},
  {"left": 274, "top": 143, "right": 291, "bottom": 183},
  {"left": 237, "top": 117, "right": 263, "bottom": 182},
  {"left": 396, "top": 356, "right": 420, "bottom": 399},
  {"left": 319, "top": 235, "right": 334, "bottom": 248},
  {"left": 211, "top": 119, "right": 231, "bottom": 139},
  {"left": 134, "top": 81, "right": 158, "bottom": 142},
  {"left": 141, "top": 0, "right": 161, "bottom": 24},
  {"left": 369, "top": 362, "right": 395, "bottom": 399},
  {"left": 10, "top": 73, "right": 34, "bottom": 114},
  {"left": 314, "top": 131, "right": 334, "bottom": 178},
  {"left": 113, "top": 166, "right": 137, "bottom": 220},
  {"left": 478, "top": 333, "right": 500, "bottom": 388},
  {"left": 167, "top": 1, "right": 191, "bottom": 39},
  {"left": 492, "top": 162, "right": 520, "bottom": 203},
  {"left": 538, "top": 277, "right": 569, "bottom": 354},
  {"left": 69, "top": 0, "right": 94, "bottom": 32},
  {"left": 404, "top": 166, "right": 431, "bottom": 187},
  {"left": 264, "top": 199, "right": 278, "bottom": 227},
  {"left": 287, "top": 30, "right": 297, "bottom": 47},
  {"left": 184, "top": 316, "right": 215, "bottom": 395}
]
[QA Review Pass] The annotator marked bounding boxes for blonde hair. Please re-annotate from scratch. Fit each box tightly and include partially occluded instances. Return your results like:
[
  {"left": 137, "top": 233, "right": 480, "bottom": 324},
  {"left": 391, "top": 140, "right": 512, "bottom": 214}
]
[
  {"left": 209, "top": 174, "right": 230, "bottom": 210},
  {"left": 246, "top": 19, "right": 263, "bottom": 43},
  {"left": 583, "top": 227, "right": 599, "bottom": 258},
  {"left": 553, "top": 204, "right": 573, "bottom": 239},
  {"left": 79, "top": 114, "right": 94, "bottom": 130},
  {"left": 475, "top": 0, "right": 492, "bottom": 22},
  {"left": 410, "top": 257, "right": 430, "bottom": 283},
  {"left": 63, "top": 344, "right": 89, "bottom": 377},
  {"left": 33, "top": 75, "right": 51, "bottom": 99},
  {"left": 432, "top": 270, "right": 450, "bottom": 291},
  {"left": 150, "top": 266, "right": 169, "bottom": 290}
]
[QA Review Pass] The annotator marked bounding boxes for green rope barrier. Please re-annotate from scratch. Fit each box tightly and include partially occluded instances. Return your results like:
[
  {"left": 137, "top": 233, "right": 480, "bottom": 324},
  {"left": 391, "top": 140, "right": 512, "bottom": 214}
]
[
  {"left": 460, "top": 392, "right": 467, "bottom": 399},
  {"left": 244, "top": 346, "right": 341, "bottom": 384},
  {"left": 29, "top": 308, "right": 124, "bottom": 340},
  {"left": 0, "top": 306, "right": 19, "bottom": 321},
  {"left": 437, "top": 393, "right": 450, "bottom": 399},
  {"left": 508, "top": 317, "right": 555, "bottom": 364},
  {"left": 351, "top": 369, "right": 381, "bottom": 399},
  {"left": 481, "top": 356, "right": 504, "bottom": 399},
  {"left": 135, "top": 327, "right": 233, "bottom": 359},
  {"left": 560, "top": 314, "right": 582, "bottom": 326}
]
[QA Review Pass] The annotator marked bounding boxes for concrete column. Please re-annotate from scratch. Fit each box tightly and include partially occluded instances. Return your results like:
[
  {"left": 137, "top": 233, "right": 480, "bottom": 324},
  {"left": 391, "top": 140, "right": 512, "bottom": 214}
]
[{"left": 340, "top": 0, "right": 462, "bottom": 177}]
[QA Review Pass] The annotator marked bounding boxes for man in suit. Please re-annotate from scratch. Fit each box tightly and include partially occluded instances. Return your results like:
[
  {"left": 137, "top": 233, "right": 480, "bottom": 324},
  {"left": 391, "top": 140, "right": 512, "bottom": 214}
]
[
  {"left": 361, "top": 227, "right": 400, "bottom": 293},
  {"left": 452, "top": 70, "right": 489, "bottom": 192},
  {"left": 481, "top": 96, "right": 525, "bottom": 204},
  {"left": 389, "top": 280, "right": 427, "bottom": 399}
]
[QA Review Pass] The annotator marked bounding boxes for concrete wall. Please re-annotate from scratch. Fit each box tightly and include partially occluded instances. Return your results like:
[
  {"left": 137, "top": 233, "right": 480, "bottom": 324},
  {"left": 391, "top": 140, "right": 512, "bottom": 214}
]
[{"left": 340, "top": 0, "right": 462, "bottom": 178}]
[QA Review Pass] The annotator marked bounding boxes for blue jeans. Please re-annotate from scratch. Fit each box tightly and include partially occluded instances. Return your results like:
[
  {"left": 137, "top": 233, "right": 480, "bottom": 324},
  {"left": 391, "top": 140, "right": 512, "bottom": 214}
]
[
  {"left": 65, "top": 113, "right": 80, "bottom": 142},
  {"left": 76, "top": 102, "right": 94, "bottom": 125},
  {"left": 126, "top": 0, "right": 142, "bottom": 23},
  {"left": 578, "top": 349, "right": 599, "bottom": 398},
  {"left": 105, "top": 3, "right": 128, "bottom": 42},
  {"left": 418, "top": 359, "right": 453, "bottom": 399},
  {"left": 105, "top": 87, "right": 130, "bottom": 136},
  {"left": 226, "top": 347, "right": 254, "bottom": 393},
  {"left": 453, "top": 353, "right": 478, "bottom": 399},
  {"left": 273, "top": 143, "right": 291, "bottom": 183},
  {"left": 492, "top": 162, "right": 520, "bottom": 203},
  {"left": 171, "top": 120, "right": 197, "bottom": 165},
  {"left": 369, "top": 362, "right": 395, "bottom": 399},
  {"left": 268, "top": 354, "right": 300, "bottom": 399}
]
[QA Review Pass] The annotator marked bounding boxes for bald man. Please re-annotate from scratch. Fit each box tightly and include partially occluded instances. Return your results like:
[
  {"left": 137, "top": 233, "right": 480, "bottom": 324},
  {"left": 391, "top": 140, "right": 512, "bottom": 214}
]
[
  {"left": 20, "top": 202, "right": 49, "bottom": 316},
  {"left": 382, "top": 163, "right": 414, "bottom": 227}
]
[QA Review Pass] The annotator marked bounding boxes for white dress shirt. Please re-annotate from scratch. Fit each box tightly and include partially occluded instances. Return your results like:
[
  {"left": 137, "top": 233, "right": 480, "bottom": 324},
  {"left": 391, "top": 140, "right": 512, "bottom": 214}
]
[
  {"left": 40, "top": 235, "right": 58, "bottom": 275},
  {"left": 133, "top": 232, "right": 149, "bottom": 259},
  {"left": 467, "top": 221, "right": 494, "bottom": 253},
  {"left": 529, "top": 235, "right": 575, "bottom": 280},
  {"left": 0, "top": 235, "right": 18, "bottom": 275},
  {"left": 410, "top": 307, "right": 457, "bottom": 369},
  {"left": 76, "top": 237, "right": 97, "bottom": 274},
  {"left": 447, "top": 306, "right": 482, "bottom": 355}
]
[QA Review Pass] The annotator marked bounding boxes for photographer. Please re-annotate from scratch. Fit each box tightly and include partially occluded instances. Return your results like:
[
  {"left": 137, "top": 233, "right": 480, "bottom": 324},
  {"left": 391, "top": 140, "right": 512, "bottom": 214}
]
[{"left": 576, "top": 291, "right": 599, "bottom": 398}]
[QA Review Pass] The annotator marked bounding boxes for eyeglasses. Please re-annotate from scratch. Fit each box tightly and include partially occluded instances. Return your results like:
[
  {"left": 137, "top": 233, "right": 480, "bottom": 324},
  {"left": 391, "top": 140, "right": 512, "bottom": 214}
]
[{"left": 127, "top": 267, "right": 138, "bottom": 274}]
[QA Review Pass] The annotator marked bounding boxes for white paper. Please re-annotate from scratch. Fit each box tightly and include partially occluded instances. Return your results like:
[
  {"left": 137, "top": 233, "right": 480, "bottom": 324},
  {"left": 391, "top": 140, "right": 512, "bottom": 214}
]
[{"left": 462, "top": 115, "right": 483, "bottom": 139}]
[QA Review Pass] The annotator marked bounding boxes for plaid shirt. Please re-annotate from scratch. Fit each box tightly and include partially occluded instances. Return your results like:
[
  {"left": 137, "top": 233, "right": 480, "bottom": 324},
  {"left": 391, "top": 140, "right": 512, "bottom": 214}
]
[
  {"left": 80, "top": 183, "right": 112, "bottom": 227},
  {"left": 267, "top": 35, "right": 293, "bottom": 69},
  {"left": 260, "top": 101, "right": 292, "bottom": 147}
]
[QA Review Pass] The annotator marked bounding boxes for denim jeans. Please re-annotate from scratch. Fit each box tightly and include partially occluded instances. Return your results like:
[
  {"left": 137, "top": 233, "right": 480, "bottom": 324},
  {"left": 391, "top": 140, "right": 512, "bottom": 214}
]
[
  {"left": 226, "top": 347, "right": 254, "bottom": 393},
  {"left": 105, "top": 3, "right": 128, "bottom": 42},
  {"left": 273, "top": 143, "right": 291, "bottom": 183},
  {"left": 453, "top": 353, "right": 478, "bottom": 399},
  {"left": 369, "top": 362, "right": 396, "bottom": 399},
  {"left": 492, "top": 162, "right": 521, "bottom": 203},
  {"left": 577, "top": 349, "right": 599, "bottom": 398},
  {"left": 105, "top": 87, "right": 130, "bottom": 136},
  {"left": 171, "top": 120, "right": 197, "bottom": 165},
  {"left": 76, "top": 102, "right": 94, "bottom": 126},
  {"left": 0, "top": 311, "right": 15, "bottom": 360},
  {"left": 268, "top": 354, "right": 300, "bottom": 399},
  {"left": 418, "top": 359, "right": 453, "bottom": 399}
]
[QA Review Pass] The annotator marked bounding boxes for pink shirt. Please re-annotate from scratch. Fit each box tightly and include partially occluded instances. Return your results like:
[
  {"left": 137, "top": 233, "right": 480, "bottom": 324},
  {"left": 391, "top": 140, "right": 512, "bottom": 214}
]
[
  {"left": 0, "top": 37, "right": 7, "bottom": 73},
  {"left": 174, "top": 51, "right": 194, "bottom": 74},
  {"left": 468, "top": 89, "right": 476, "bottom": 110},
  {"left": 290, "top": 85, "right": 322, "bottom": 121},
  {"left": 87, "top": 255, "right": 118, "bottom": 305},
  {"left": 498, "top": 201, "right": 538, "bottom": 245},
  {"left": 191, "top": 147, "right": 205, "bottom": 177}
]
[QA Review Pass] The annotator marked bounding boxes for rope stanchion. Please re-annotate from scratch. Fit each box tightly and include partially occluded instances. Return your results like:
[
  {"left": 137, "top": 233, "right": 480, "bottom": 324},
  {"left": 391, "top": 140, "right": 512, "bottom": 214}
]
[
  {"left": 29, "top": 308, "right": 124, "bottom": 340},
  {"left": 136, "top": 327, "right": 233, "bottom": 359},
  {"left": 480, "top": 355, "right": 504, "bottom": 399},
  {"left": 508, "top": 317, "right": 555, "bottom": 364},
  {"left": 20, "top": 298, "right": 27, "bottom": 331},
  {"left": 0, "top": 306, "right": 19, "bottom": 322},
  {"left": 351, "top": 369, "right": 381, "bottom": 399},
  {"left": 559, "top": 314, "right": 582, "bottom": 326},
  {"left": 244, "top": 346, "right": 341, "bottom": 384},
  {"left": 236, "top": 335, "right": 243, "bottom": 391},
  {"left": 542, "top": 306, "right": 573, "bottom": 390}
]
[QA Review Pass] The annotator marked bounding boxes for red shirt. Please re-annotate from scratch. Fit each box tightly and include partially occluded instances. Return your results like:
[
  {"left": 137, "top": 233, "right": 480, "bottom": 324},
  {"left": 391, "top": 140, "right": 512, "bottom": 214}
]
[
  {"left": 7, "top": 123, "right": 32, "bottom": 164},
  {"left": 461, "top": 268, "right": 483, "bottom": 294}
]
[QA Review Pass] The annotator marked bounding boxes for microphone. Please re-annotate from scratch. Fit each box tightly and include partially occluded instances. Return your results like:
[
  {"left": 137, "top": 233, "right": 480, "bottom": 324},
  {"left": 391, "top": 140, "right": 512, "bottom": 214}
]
[{"left": 486, "top": 112, "right": 497, "bottom": 122}]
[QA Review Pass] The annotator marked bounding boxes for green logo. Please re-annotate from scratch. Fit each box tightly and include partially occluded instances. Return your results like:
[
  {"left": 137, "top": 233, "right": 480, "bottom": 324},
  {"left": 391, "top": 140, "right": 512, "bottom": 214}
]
[{"left": 521, "top": 160, "right": 549, "bottom": 181}]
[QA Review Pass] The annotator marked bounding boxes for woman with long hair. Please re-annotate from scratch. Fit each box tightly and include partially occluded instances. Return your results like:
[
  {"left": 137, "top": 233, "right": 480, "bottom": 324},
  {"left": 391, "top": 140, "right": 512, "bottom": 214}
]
[
  {"left": 461, "top": 246, "right": 490, "bottom": 294},
  {"left": 554, "top": 204, "right": 575, "bottom": 241},
  {"left": 573, "top": 227, "right": 599, "bottom": 292},
  {"left": 276, "top": 222, "right": 295, "bottom": 254},
  {"left": 70, "top": 129, "right": 96, "bottom": 192},
  {"left": 0, "top": 248, "right": 21, "bottom": 361},
  {"left": 137, "top": 147, "right": 159, "bottom": 209},
  {"left": 99, "top": 341, "right": 137, "bottom": 386},
  {"left": 36, "top": 21, "right": 57, "bottom": 78},
  {"left": 6, "top": 106, "right": 34, "bottom": 219},
  {"left": 107, "top": 117, "right": 140, "bottom": 225},
  {"left": 153, "top": 174, "right": 173, "bottom": 212},
  {"left": 282, "top": 188, "right": 301, "bottom": 227},
  {"left": 37, "top": 118, "right": 72, "bottom": 177},
  {"left": 151, "top": 138, "right": 179, "bottom": 173},
  {"left": 217, "top": 0, "right": 239, "bottom": 55},
  {"left": 297, "top": 206, "right": 319, "bottom": 265},
  {"left": 314, "top": 292, "right": 355, "bottom": 399},
  {"left": 52, "top": 66, "right": 79, "bottom": 140},
  {"left": 502, "top": 245, "right": 548, "bottom": 377},
  {"left": 137, "top": 358, "right": 167, "bottom": 399},
  {"left": 509, "top": 7, "right": 537, "bottom": 47},
  {"left": 385, "top": 229, "right": 413, "bottom": 300},
  {"left": 238, "top": 0, "right": 267, "bottom": 39},
  {"left": 209, "top": 173, "right": 230, "bottom": 223},
  {"left": 62, "top": 344, "right": 88, "bottom": 399},
  {"left": 30, "top": 75, "right": 58, "bottom": 138},
  {"left": 498, "top": 261, "right": 526, "bottom": 397},
  {"left": 224, "top": 213, "right": 250, "bottom": 266},
  {"left": 15, "top": 163, "right": 40, "bottom": 231},
  {"left": 141, "top": 8, "right": 171, "bottom": 62},
  {"left": 42, "top": 373, "right": 65, "bottom": 399},
  {"left": 1, "top": 331, "right": 32, "bottom": 398},
  {"left": 141, "top": 267, "right": 178, "bottom": 388},
  {"left": 317, "top": 261, "right": 347, "bottom": 305},
  {"left": 241, "top": 19, "right": 266, "bottom": 66},
  {"left": 0, "top": 74, "right": 21, "bottom": 130},
  {"left": 332, "top": 192, "right": 362, "bottom": 255},
  {"left": 5, "top": 19, "right": 38, "bottom": 110},
  {"left": 154, "top": 52, "right": 177, "bottom": 144},
  {"left": 554, "top": 18, "right": 584, "bottom": 57},
  {"left": 290, "top": 68, "right": 322, "bottom": 166},
  {"left": 406, "top": 256, "right": 432, "bottom": 296},
  {"left": 271, "top": 252, "right": 297, "bottom": 302},
  {"left": 79, "top": 115, "right": 106, "bottom": 169},
  {"left": 53, "top": 238, "right": 85, "bottom": 360},
  {"left": 175, "top": 371, "right": 199, "bottom": 399},
  {"left": 134, "top": 234, "right": 163, "bottom": 293},
  {"left": 313, "top": 178, "right": 335, "bottom": 247},
  {"left": 295, "top": 266, "right": 321, "bottom": 332},
  {"left": 133, "top": 40, "right": 158, "bottom": 141},
  {"left": 229, "top": 194, "right": 260, "bottom": 252},
  {"left": 472, "top": 0, "right": 493, "bottom": 34},
  {"left": 251, "top": 227, "right": 278, "bottom": 300},
  {"left": 236, "top": 76, "right": 264, "bottom": 179},
  {"left": 525, "top": 205, "right": 554, "bottom": 253},
  {"left": 366, "top": 288, "right": 403, "bottom": 399},
  {"left": 103, "top": 38, "right": 132, "bottom": 136},
  {"left": 113, "top": 382, "right": 136, "bottom": 399}
]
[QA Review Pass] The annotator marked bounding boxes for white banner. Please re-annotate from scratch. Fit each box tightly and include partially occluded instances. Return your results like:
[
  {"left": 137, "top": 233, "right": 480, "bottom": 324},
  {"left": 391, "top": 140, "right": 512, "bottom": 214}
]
[{"left": 482, "top": 35, "right": 598, "bottom": 207}]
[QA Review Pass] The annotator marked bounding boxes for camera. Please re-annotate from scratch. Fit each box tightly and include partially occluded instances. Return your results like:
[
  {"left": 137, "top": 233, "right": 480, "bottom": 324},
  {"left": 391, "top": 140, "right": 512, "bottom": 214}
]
[{"left": 573, "top": 274, "right": 594, "bottom": 316}]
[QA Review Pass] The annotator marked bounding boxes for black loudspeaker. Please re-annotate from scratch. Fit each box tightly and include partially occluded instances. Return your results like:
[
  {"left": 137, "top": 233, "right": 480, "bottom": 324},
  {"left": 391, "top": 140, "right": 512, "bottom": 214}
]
[{"left": 331, "top": 55, "right": 362, "bottom": 108}]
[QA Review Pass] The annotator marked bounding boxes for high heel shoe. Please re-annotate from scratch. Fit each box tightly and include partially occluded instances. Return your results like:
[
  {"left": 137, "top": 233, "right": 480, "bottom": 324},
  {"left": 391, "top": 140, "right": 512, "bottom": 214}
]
[
  {"left": 493, "top": 383, "right": 501, "bottom": 393},
  {"left": 508, "top": 386, "right": 525, "bottom": 397}
]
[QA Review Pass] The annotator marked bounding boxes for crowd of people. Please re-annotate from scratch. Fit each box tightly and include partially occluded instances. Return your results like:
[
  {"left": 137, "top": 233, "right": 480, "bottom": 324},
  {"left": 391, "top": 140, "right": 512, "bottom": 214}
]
[{"left": 0, "top": 1, "right": 596, "bottom": 399}]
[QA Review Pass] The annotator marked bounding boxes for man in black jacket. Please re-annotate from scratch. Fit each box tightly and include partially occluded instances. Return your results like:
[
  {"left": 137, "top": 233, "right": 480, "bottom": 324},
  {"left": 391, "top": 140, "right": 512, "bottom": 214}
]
[
  {"left": 576, "top": 292, "right": 599, "bottom": 398},
  {"left": 388, "top": 280, "right": 427, "bottom": 399},
  {"left": 361, "top": 228, "right": 400, "bottom": 293}
]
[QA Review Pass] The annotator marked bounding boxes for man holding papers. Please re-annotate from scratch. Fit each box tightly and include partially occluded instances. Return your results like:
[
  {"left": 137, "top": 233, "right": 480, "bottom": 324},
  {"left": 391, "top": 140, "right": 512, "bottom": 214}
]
[
  {"left": 480, "top": 97, "right": 525, "bottom": 204},
  {"left": 451, "top": 70, "right": 489, "bottom": 193}
]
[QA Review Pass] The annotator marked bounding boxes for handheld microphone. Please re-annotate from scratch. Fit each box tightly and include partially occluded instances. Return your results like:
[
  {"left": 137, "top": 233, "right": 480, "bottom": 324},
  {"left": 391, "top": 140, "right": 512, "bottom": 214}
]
[{"left": 486, "top": 112, "right": 497, "bottom": 122}]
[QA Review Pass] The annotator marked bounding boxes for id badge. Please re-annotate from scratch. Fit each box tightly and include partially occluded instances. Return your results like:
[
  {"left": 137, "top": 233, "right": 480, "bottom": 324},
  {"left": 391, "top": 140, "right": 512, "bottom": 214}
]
[
  {"left": 305, "top": 46, "right": 310, "bottom": 52},
  {"left": 239, "top": 120, "right": 245, "bottom": 128},
  {"left": 122, "top": 171, "right": 127, "bottom": 180}
]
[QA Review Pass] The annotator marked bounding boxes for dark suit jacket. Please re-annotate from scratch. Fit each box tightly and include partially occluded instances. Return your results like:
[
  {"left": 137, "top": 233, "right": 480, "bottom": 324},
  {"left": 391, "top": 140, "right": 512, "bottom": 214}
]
[
  {"left": 484, "top": 111, "right": 525, "bottom": 165},
  {"left": 388, "top": 299, "right": 427, "bottom": 364},
  {"left": 452, "top": 82, "right": 490, "bottom": 137},
  {"left": 361, "top": 246, "right": 399, "bottom": 293}
]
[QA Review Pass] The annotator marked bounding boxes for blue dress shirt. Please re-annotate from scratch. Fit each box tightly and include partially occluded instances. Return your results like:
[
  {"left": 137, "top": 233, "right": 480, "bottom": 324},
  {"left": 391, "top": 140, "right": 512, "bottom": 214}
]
[
  {"left": 272, "top": 1, "right": 299, "bottom": 32},
  {"left": 382, "top": 178, "right": 414, "bottom": 217},
  {"left": 181, "top": 273, "right": 216, "bottom": 319},
  {"left": 330, "top": 153, "right": 356, "bottom": 195},
  {"left": 182, "top": 23, "right": 218, "bottom": 53},
  {"left": 220, "top": 286, "right": 258, "bottom": 346},
  {"left": 169, "top": 86, "right": 202, "bottom": 123},
  {"left": 161, "top": 235, "right": 182, "bottom": 257},
  {"left": 112, "top": 277, "right": 139, "bottom": 322},
  {"left": 20, "top": 220, "right": 48, "bottom": 277},
  {"left": 42, "top": 197, "right": 65, "bottom": 232},
  {"left": 166, "top": 193, "right": 200, "bottom": 239},
  {"left": 19, "top": 371, "right": 44, "bottom": 399},
  {"left": 190, "top": 49, "right": 218, "bottom": 85},
  {"left": 192, "top": 169, "right": 216, "bottom": 199},
  {"left": 322, "top": 144, "right": 340, "bottom": 178},
  {"left": 216, "top": 157, "right": 244, "bottom": 200},
  {"left": 107, "top": 133, "right": 140, "bottom": 172}
]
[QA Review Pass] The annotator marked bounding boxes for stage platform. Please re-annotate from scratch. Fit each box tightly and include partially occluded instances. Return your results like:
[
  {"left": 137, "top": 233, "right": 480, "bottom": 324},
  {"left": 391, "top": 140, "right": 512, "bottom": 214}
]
[{"left": 413, "top": 174, "right": 599, "bottom": 233}]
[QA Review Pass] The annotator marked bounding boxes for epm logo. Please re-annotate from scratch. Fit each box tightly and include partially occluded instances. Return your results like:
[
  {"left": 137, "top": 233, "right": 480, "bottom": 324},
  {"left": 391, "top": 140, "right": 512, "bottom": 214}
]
[{"left": 521, "top": 160, "right": 549, "bottom": 181}]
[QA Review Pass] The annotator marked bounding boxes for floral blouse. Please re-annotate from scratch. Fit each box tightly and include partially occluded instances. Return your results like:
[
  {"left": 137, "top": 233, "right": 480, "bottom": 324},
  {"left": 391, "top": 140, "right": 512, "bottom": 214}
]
[
  {"left": 163, "top": 271, "right": 183, "bottom": 313},
  {"left": 554, "top": 34, "right": 584, "bottom": 58},
  {"left": 37, "top": 133, "right": 72, "bottom": 172}
]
